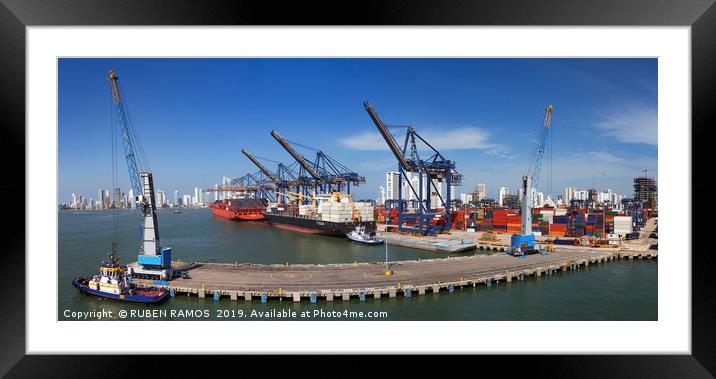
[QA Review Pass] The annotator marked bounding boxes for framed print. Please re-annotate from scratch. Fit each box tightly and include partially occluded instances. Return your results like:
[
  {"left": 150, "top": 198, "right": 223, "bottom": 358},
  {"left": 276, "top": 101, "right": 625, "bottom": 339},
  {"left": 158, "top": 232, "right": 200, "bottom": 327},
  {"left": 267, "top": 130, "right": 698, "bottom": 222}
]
[{"left": 1, "top": 0, "right": 714, "bottom": 375}]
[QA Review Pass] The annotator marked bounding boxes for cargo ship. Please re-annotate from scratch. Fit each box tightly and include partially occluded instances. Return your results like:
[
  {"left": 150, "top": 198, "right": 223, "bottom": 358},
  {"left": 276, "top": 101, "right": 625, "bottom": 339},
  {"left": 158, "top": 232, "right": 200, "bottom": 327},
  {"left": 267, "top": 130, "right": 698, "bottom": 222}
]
[
  {"left": 210, "top": 198, "right": 267, "bottom": 221},
  {"left": 264, "top": 192, "right": 376, "bottom": 237}
]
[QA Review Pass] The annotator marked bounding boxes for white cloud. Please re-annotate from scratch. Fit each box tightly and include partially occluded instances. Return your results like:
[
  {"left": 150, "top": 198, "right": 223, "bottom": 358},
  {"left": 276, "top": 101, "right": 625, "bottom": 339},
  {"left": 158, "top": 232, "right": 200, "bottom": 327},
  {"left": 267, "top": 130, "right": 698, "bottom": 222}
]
[
  {"left": 341, "top": 127, "right": 504, "bottom": 152},
  {"left": 594, "top": 106, "right": 657, "bottom": 145}
]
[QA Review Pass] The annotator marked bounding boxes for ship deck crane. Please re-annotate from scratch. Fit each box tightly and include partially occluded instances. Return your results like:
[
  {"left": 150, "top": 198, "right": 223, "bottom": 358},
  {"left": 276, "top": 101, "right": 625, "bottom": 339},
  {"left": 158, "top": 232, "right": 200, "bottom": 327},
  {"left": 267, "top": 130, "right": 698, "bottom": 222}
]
[
  {"left": 108, "top": 68, "right": 172, "bottom": 280},
  {"left": 511, "top": 104, "right": 553, "bottom": 255},
  {"left": 364, "top": 101, "right": 462, "bottom": 235}
]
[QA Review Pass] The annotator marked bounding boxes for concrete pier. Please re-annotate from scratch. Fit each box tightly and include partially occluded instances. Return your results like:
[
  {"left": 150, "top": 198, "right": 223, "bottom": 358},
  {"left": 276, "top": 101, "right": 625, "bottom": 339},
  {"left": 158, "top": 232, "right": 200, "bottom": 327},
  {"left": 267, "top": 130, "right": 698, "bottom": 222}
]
[{"left": 132, "top": 247, "right": 656, "bottom": 303}]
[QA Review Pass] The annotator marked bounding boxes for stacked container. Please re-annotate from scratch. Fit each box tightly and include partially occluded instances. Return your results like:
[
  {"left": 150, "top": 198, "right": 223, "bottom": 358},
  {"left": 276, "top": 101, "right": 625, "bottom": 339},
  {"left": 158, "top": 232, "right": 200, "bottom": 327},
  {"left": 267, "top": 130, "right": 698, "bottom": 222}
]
[{"left": 613, "top": 216, "right": 632, "bottom": 236}]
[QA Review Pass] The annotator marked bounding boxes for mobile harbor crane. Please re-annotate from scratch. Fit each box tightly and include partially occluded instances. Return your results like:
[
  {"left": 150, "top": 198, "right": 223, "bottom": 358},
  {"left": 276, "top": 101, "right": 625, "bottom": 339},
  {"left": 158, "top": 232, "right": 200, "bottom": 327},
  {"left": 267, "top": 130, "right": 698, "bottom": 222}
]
[
  {"left": 509, "top": 105, "right": 553, "bottom": 256},
  {"left": 108, "top": 68, "right": 173, "bottom": 280}
]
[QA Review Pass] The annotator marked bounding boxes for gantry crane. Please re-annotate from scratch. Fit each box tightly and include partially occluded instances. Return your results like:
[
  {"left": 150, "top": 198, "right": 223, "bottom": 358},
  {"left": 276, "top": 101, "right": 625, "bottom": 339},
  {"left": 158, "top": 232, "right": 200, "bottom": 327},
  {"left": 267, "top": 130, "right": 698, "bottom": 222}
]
[
  {"left": 241, "top": 148, "right": 304, "bottom": 204},
  {"left": 364, "top": 101, "right": 462, "bottom": 235},
  {"left": 108, "top": 68, "right": 172, "bottom": 280},
  {"left": 511, "top": 104, "right": 553, "bottom": 255},
  {"left": 206, "top": 171, "right": 277, "bottom": 202},
  {"left": 270, "top": 130, "right": 364, "bottom": 198}
]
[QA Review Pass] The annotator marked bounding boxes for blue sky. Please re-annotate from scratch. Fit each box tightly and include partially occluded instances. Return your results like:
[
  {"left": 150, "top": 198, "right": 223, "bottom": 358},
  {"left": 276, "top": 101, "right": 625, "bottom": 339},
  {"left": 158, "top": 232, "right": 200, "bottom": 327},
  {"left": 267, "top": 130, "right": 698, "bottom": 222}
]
[{"left": 59, "top": 58, "right": 657, "bottom": 202}]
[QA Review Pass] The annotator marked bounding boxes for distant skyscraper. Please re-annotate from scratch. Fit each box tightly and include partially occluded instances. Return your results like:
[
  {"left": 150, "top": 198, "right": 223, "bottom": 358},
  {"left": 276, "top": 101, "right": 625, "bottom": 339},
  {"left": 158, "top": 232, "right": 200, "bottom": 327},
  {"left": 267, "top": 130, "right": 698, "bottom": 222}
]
[
  {"left": 98, "top": 189, "right": 106, "bottom": 209},
  {"left": 113, "top": 187, "right": 121, "bottom": 208},
  {"left": 157, "top": 191, "right": 166, "bottom": 207},
  {"left": 128, "top": 188, "right": 135, "bottom": 209},
  {"left": 194, "top": 187, "right": 200, "bottom": 206},
  {"left": 173, "top": 190, "right": 179, "bottom": 206},
  {"left": 386, "top": 172, "right": 400, "bottom": 201},
  {"left": 563, "top": 186, "right": 576, "bottom": 204},
  {"left": 498, "top": 187, "right": 509, "bottom": 206}
]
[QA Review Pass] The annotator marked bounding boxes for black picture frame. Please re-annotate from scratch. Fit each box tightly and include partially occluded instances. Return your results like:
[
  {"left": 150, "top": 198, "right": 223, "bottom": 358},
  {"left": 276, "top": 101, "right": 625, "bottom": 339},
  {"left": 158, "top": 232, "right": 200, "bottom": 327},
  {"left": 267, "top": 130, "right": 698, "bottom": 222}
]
[{"left": 1, "top": 0, "right": 713, "bottom": 375}]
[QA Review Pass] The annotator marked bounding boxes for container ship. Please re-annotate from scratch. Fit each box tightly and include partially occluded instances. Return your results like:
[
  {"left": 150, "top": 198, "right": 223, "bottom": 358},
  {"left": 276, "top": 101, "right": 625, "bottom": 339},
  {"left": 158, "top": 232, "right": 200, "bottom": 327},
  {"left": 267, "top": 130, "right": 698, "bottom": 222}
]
[
  {"left": 264, "top": 192, "right": 376, "bottom": 236},
  {"left": 210, "top": 198, "right": 267, "bottom": 221}
]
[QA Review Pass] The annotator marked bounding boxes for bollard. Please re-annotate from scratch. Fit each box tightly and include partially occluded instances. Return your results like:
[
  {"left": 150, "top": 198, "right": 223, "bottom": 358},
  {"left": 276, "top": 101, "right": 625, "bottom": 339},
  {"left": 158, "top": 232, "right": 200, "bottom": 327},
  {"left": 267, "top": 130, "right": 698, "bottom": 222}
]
[
  {"left": 359, "top": 293, "right": 366, "bottom": 301},
  {"left": 213, "top": 291, "right": 220, "bottom": 301},
  {"left": 230, "top": 291, "right": 237, "bottom": 301},
  {"left": 261, "top": 293, "right": 267, "bottom": 303},
  {"left": 326, "top": 293, "right": 334, "bottom": 302},
  {"left": 342, "top": 292, "right": 350, "bottom": 301},
  {"left": 448, "top": 284, "right": 455, "bottom": 293},
  {"left": 373, "top": 290, "right": 381, "bottom": 299},
  {"left": 170, "top": 288, "right": 175, "bottom": 297},
  {"left": 244, "top": 292, "right": 252, "bottom": 301},
  {"left": 405, "top": 288, "right": 412, "bottom": 298},
  {"left": 388, "top": 289, "right": 396, "bottom": 298},
  {"left": 418, "top": 287, "right": 426, "bottom": 295},
  {"left": 293, "top": 292, "right": 300, "bottom": 302},
  {"left": 310, "top": 293, "right": 317, "bottom": 303}
]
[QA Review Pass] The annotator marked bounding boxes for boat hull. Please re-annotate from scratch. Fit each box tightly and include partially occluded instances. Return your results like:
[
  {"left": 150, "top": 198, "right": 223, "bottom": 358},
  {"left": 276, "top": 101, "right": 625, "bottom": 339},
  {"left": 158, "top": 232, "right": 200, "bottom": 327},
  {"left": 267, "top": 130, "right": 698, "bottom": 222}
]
[
  {"left": 265, "top": 213, "right": 376, "bottom": 237},
  {"left": 210, "top": 200, "right": 266, "bottom": 221},
  {"left": 72, "top": 279, "right": 169, "bottom": 304}
]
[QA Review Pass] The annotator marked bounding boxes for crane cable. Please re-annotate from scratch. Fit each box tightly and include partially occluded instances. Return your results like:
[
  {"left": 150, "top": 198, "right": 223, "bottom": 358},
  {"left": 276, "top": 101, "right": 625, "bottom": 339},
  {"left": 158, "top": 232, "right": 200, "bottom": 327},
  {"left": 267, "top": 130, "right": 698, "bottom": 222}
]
[{"left": 110, "top": 89, "right": 119, "bottom": 255}]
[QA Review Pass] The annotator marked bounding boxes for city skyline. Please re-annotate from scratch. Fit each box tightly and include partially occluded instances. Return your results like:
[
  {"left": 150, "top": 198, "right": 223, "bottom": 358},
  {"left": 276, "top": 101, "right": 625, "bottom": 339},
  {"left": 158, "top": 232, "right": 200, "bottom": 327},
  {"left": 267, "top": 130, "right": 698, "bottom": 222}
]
[{"left": 59, "top": 58, "right": 657, "bottom": 201}]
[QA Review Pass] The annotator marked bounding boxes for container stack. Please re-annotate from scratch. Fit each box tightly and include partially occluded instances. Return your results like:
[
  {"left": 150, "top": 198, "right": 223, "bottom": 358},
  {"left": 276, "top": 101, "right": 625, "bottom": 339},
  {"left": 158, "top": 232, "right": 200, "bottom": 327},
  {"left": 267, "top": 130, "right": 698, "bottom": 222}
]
[
  {"left": 506, "top": 213, "right": 521, "bottom": 234},
  {"left": 613, "top": 216, "right": 632, "bottom": 236},
  {"left": 354, "top": 202, "right": 375, "bottom": 222},
  {"left": 574, "top": 214, "right": 586, "bottom": 236}
]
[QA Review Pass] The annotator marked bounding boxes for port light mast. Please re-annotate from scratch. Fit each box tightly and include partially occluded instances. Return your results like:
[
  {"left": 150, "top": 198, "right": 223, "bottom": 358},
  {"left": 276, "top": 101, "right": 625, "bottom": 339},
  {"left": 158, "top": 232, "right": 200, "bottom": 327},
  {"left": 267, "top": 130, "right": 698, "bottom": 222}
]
[
  {"left": 108, "top": 68, "right": 172, "bottom": 280},
  {"left": 364, "top": 101, "right": 462, "bottom": 235}
]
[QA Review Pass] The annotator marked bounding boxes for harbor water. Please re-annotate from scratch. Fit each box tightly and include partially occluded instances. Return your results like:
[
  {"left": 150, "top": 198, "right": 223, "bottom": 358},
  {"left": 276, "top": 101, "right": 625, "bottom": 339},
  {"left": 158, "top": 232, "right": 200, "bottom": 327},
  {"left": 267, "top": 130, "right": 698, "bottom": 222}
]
[{"left": 58, "top": 208, "right": 657, "bottom": 321}]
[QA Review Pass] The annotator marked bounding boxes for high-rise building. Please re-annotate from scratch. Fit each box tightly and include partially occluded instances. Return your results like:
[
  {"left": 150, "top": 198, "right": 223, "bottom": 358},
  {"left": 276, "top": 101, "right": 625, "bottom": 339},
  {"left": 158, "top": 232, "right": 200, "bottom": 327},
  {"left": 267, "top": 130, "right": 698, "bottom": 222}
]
[
  {"left": 127, "top": 189, "right": 135, "bottom": 209},
  {"left": 471, "top": 184, "right": 486, "bottom": 201},
  {"left": 563, "top": 186, "right": 576, "bottom": 204},
  {"left": 498, "top": 187, "right": 509, "bottom": 206},
  {"left": 97, "top": 189, "right": 103, "bottom": 209},
  {"left": 633, "top": 176, "right": 657, "bottom": 210},
  {"left": 385, "top": 172, "right": 400, "bottom": 201},
  {"left": 112, "top": 187, "right": 121, "bottom": 208},
  {"left": 378, "top": 186, "right": 385, "bottom": 205},
  {"left": 157, "top": 191, "right": 166, "bottom": 207},
  {"left": 173, "top": 190, "right": 179, "bottom": 206}
]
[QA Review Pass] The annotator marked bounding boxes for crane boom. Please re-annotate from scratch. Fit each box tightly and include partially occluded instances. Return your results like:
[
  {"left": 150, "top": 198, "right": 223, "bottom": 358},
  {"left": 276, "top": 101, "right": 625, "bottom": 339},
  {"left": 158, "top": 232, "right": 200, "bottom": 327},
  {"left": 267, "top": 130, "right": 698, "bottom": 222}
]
[
  {"left": 242, "top": 149, "right": 279, "bottom": 181},
  {"left": 108, "top": 68, "right": 161, "bottom": 256},
  {"left": 108, "top": 69, "right": 144, "bottom": 213},
  {"left": 363, "top": 101, "right": 411, "bottom": 171},
  {"left": 520, "top": 104, "right": 553, "bottom": 237},
  {"left": 526, "top": 105, "right": 553, "bottom": 188},
  {"left": 271, "top": 130, "right": 322, "bottom": 180}
]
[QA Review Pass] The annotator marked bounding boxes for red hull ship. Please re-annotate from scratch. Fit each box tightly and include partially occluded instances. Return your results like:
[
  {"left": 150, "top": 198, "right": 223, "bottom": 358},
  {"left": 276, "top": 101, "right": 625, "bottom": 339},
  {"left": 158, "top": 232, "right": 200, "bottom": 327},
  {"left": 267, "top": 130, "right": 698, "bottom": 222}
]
[{"left": 210, "top": 198, "right": 267, "bottom": 221}]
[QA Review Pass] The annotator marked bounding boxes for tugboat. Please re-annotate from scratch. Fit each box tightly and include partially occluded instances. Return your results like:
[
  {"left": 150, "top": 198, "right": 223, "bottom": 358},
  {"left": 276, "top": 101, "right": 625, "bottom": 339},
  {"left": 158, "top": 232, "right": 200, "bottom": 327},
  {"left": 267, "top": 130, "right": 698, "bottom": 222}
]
[
  {"left": 72, "top": 243, "right": 169, "bottom": 304},
  {"left": 346, "top": 225, "right": 384, "bottom": 245}
]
